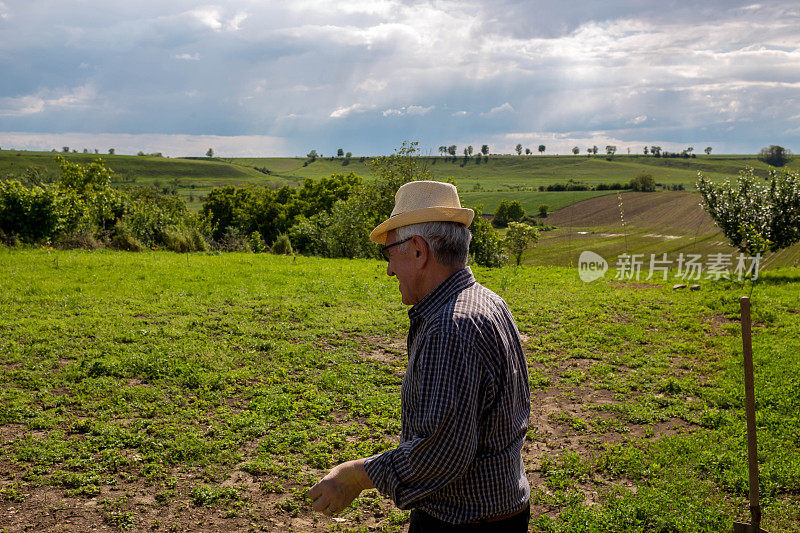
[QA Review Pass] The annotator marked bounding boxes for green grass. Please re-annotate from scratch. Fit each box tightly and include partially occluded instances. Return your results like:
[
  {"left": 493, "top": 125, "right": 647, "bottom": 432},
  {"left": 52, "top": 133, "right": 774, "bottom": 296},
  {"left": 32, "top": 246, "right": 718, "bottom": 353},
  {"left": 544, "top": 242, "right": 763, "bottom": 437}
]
[
  {"left": 1, "top": 248, "right": 799, "bottom": 531},
  {"left": 461, "top": 190, "right": 616, "bottom": 213}
]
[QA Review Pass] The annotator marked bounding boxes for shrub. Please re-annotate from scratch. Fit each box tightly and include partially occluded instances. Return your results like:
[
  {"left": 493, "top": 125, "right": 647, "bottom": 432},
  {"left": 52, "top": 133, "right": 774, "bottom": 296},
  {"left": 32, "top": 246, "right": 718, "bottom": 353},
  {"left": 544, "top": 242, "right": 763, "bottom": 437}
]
[
  {"left": 629, "top": 173, "right": 656, "bottom": 192},
  {"left": 538, "top": 204, "right": 548, "bottom": 218},
  {"left": 249, "top": 231, "right": 267, "bottom": 253},
  {"left": 187, "top": 228, "right": 209, "bottom": 252},
  {"left": 0, "top": 180, "right": 61, "bottom": 243},
  {"left": 493, "top": 200, "right": 525, "bottom": 227},
  {"left": 111, "top": 223, "right": 144, "bottom": 252},
  {"left": 55, "top": 232, "right": 101, "bottom": 250},
  {"left": 469, "top": 210, "right": 507, "bottom": 267},
  {"left": 219, "top": 227, "right": 250, "bottom": 252},
  {"left": 271, "top": 233, "right": 293, "bottom": 255},
  {"left": 161, "top": 228, "right": 191, "bottom": 253}
]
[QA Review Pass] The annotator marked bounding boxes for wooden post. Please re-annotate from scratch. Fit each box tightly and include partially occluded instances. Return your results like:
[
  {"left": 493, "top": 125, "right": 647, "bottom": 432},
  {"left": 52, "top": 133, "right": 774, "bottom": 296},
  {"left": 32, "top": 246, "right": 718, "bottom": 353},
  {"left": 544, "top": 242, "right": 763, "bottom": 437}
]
[{"left": 740, "top": 296, "right": 761, "bottom": 530}]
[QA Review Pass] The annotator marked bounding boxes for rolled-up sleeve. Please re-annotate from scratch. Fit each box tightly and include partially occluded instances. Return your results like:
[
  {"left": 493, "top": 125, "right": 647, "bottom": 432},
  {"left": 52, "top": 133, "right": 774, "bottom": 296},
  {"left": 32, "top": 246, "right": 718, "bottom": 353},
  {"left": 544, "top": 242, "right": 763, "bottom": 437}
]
[{"left": 363, "top": 328, "right": 482, "bottom": 509}]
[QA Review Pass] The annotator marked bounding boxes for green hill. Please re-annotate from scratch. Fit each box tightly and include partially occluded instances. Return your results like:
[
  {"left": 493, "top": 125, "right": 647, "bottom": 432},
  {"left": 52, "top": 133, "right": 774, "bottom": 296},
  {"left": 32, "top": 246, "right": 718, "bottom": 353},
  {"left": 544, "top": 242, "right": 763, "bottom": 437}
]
[{"left": 2, "top": 150, "right": 798, "bottom": 212}]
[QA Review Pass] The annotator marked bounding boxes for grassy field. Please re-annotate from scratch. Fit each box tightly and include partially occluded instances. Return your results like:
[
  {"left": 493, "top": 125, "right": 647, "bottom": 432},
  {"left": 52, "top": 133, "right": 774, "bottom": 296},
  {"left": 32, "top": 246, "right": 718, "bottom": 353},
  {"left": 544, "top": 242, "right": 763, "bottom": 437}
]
[
  {"left": 1, "top": 249, "right": 799, "bottom": 532},
  {"left": 462, "top": 190, "right": 616, "bottom": 214},
  {"left": 3, "top": 150, "right": 798, "bottom": 212},
  {"left": 230, "top": 154, "right": 800, "bottom": 191}
]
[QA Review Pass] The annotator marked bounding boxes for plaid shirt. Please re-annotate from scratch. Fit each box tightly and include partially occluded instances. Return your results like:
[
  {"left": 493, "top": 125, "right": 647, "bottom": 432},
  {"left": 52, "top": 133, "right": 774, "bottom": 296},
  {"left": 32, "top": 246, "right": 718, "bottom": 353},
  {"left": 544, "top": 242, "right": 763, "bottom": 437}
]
[{"left": 364, "top": 267, "right": 530, "bottom": 524}]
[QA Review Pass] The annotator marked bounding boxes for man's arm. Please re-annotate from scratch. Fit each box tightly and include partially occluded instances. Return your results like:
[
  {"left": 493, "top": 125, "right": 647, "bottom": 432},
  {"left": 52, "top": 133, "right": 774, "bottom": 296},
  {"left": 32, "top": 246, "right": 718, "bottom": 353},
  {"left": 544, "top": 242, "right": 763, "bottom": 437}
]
[
  {"left": 363, "top": 329, "right": 482, "bottom": 509},
  {"left": 307, "top": 458, "right": 375, "bottom": 516}
]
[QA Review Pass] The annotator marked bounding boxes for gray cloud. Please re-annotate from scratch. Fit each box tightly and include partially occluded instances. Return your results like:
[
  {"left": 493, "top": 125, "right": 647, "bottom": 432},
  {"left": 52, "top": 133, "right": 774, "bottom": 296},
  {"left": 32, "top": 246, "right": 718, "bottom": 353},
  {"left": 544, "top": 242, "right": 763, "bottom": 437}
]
[{"left": 0, "top": 0, "right": 798, "bottom": 155}]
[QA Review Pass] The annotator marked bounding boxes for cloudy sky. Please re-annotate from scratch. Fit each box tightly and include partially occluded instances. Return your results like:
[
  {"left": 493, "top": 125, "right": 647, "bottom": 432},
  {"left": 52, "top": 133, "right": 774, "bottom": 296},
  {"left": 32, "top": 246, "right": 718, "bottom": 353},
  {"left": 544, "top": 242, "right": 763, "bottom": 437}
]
[{"left": 1, "top": 0, "right": 798, "bottom": 157}]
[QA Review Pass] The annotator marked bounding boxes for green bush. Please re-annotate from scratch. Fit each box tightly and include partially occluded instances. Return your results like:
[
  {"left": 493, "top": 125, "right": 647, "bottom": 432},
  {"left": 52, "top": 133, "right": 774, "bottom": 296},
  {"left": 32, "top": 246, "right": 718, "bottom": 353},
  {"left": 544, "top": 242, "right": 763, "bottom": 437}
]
[
  {"left": 469, "top": 210, "right": 507, "bottom": 267},
  {"left": 160, "top": 228, "right": 192, "bottom": 253},
  {"left": 1, "top": 158, "right": 208, "bottom": 251},
  {"left": 493, "top": 200, "right": 525, "bottom": 227},
  {"left": 54, "top": 232, "right": 102, "bottom": 250},
  {"left": 111, "top": 223, "right": 144, "bottom": 252},
  {"left": 271, "top": 233, "right": 293, "bottom": 255},
  {"left": 187, "top": 228, "right": 209, "bottom": 252},
  {"left": 219, "top": 227, "right": 250, "bottom": 252},
  {"left": 249, "top": 231, "right": 267, "bottom": 253},
  {"left": 629, "top": 173, "right": 656, "bottom": 192},
  {"left": 0, "top": 180, "right": 60, "bottom": 243}
]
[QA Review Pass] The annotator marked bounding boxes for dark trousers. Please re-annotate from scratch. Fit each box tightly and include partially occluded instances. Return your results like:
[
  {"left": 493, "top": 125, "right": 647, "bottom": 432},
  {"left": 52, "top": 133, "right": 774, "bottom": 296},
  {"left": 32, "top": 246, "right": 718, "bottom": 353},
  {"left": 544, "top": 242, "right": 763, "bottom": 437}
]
[{"left": 408, "top": 504, "right": 530, "bottom": 533}]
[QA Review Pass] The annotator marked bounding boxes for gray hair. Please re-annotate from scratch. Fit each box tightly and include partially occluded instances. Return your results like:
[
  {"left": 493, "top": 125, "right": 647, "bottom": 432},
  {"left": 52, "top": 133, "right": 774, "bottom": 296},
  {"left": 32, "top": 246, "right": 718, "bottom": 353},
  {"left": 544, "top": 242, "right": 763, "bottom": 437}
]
[{"left": 395, "top": 221, "right": 471, "bottom": 268}]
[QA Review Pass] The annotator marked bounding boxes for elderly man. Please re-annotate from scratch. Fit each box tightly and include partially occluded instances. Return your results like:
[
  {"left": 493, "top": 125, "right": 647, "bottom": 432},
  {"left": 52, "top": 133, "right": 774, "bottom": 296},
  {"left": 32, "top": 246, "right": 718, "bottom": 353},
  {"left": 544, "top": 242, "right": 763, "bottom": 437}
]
[{"left": 308, "top": 181, "right": 530, "bottom": 531}]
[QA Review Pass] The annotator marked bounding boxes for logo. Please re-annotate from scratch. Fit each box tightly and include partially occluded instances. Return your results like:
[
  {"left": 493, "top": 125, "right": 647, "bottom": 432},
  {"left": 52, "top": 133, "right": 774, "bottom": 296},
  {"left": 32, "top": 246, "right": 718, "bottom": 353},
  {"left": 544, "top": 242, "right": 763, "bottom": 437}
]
[{"left": 579, "top": 251, "right": 608, "bottom": 282}]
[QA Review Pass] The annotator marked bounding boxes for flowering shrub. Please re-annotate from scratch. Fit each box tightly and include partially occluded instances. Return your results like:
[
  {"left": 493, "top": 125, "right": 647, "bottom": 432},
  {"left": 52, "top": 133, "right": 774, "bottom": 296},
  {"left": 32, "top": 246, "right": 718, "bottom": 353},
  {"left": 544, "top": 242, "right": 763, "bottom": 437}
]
[{"left": 697, "top": 167, "right": 800, "bottom": 255}]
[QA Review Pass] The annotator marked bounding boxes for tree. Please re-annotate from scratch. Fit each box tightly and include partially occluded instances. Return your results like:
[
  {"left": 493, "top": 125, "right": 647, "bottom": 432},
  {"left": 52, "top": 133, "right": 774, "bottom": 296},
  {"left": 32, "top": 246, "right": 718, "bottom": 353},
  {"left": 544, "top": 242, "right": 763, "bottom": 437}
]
[
  {"left": 83, "top": 148, "right": 88, "bottom": 153},
  {"left": 448, "top": 145, "right": 457, "bottom": 157},
  {"left": 467, "top": 145, "right": 474, "bottom": 156},
  {"left": 538, "top": 204, "right": 548, "bottom": 217},
  {"left": 337, "top": 148, "right": 344, "bottom": 157},
  {"left": 538, "top": 145, "right": 545, "bottom": 155},
  {"left": 704, "top": 146, "right": 712, "bottom": 155},
  {"left": 758, "top": 145, "right": 793, "bottom": 167},
  {"left": 605, "top": 145, "right": 617, "bottom": 157},
  {"left": 94, "top": 149, "right": 99, "bottom": 154},
  {"left": 493, "top": 200, "right": 525, "bottom": 227},
  {"left": 206, "top": 148, "right": 214, "bottom": 158},
  {"left": 504, "top": 222, "right": 539, "bottom": 266},
  {"left": 345, "top": 151, "right": 352, "bottom": 159},
  {"left": 62, "top": 146, "right": 69, "bottom": 153},
  {"left": 697, "top": 167, "right": 800, "bottom": 255},
  {"left": 643, "top": 146, "right": 649, "bottom": 155},
  {"left": 515, "top": 144, "right": 523, "bottom": 155},
  {"left": 525, "top": 148, "right": 532, "bottom": 155},
  {"left": 108, "top": 148, "right": 115, "bottom": 155},
  {"left": 572, "top": 146, "right": 580, "bottom": 155},
  {"left": 629, "top": 173, "right": 656, "bottom": 192},
  {"left": 481, "top": 145, "right": 489, "bottom": 156},
  {"left": 307, "top": 149, "right": 318, "bottom": 160},
  {"left": 463, "top": 147, "right": 470, "bottom": 157},
  {"left": 592, "top": 146, "right": 598, "bottom": 155},
  {"left": 650, "top": 146, "right": 661, "bottom": 157}
]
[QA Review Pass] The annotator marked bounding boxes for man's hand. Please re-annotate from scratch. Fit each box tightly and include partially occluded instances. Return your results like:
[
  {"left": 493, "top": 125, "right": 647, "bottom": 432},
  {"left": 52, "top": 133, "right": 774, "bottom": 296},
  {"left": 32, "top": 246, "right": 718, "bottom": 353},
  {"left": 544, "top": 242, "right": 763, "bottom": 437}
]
[{"left": 307, "top": 458, "right": 374, "bottom": 516}]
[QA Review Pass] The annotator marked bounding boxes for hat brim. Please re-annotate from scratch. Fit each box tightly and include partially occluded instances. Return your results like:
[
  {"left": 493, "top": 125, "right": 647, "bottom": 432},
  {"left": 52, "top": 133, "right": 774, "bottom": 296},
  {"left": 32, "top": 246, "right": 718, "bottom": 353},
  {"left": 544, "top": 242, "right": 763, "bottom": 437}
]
[{"left": 369, "top": 206, "right": 475, "bottom": 244}]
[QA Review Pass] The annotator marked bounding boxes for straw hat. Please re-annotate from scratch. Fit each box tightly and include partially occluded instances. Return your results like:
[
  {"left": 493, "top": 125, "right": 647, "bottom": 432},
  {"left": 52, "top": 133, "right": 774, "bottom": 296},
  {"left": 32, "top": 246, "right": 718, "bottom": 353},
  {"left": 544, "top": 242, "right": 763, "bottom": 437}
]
[{"left": 369, "top": 181, "right": 474, "bottom": 244}]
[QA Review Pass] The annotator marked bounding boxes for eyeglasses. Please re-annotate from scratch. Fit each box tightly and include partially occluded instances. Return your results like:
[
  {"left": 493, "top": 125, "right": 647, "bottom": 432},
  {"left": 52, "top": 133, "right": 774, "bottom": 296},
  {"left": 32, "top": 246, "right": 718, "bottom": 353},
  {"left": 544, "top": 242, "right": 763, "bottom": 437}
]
[{"left": 380, "top": 237, "right": 412, "bottom": 261}]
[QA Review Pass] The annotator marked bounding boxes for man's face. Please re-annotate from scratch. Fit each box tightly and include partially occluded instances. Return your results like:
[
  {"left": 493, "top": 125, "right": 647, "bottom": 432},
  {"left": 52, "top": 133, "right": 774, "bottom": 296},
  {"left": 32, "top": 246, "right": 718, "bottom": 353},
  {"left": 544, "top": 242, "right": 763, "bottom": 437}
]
[{"left": 384, "top": 230, "right": 421, "bottom": 305}]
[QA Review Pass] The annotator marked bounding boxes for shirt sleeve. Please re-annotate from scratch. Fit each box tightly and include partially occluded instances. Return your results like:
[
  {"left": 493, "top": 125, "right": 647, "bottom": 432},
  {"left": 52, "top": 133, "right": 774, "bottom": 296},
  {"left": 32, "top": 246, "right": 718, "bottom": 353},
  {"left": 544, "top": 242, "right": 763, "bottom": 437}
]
[{"left": 363, "top": 327, "right": 482, "bottom": 509}]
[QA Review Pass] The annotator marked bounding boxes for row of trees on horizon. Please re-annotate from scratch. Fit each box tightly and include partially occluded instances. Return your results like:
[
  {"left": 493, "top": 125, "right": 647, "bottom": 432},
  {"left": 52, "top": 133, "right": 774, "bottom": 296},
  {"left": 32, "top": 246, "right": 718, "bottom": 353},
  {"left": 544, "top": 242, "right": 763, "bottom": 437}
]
[{"left": 2, "top": 145, "right": 793, "bottom": 167}]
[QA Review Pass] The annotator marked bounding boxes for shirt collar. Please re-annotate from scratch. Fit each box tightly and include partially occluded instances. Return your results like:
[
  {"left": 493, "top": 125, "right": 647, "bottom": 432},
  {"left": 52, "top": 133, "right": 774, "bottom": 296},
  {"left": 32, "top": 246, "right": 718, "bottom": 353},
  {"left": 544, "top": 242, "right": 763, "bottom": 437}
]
[{"left": 408, "top": 267, "right": 475, "bottom": 323}]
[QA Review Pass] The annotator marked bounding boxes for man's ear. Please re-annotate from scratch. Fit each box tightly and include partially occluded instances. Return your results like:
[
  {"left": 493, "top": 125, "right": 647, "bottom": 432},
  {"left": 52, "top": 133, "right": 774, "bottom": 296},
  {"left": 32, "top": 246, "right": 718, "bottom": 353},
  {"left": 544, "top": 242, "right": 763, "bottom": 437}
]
[{"left": 412, "top": 235, "right": 429, "bottom": 267}]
